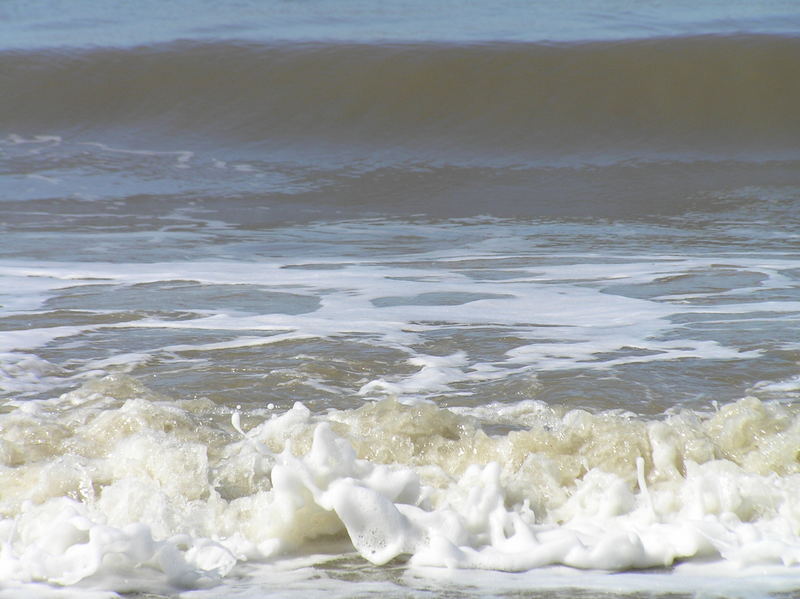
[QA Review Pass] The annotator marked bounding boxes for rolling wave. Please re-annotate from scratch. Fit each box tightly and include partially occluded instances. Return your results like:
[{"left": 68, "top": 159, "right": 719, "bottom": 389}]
[{"left": 3, "top": 35, "right": 799, "bottom": 163}]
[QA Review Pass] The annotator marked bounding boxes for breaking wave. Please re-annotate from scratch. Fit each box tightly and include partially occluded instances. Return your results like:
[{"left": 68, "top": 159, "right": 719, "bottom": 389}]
[{"left": 1, "top": 375, "right": 799, "bottom": 592}]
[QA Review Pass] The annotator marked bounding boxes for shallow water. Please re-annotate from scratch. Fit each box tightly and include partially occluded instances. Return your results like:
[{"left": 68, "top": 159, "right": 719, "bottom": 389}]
[{"left": 2, "top": 1, "right": 800, "bottom": 597}]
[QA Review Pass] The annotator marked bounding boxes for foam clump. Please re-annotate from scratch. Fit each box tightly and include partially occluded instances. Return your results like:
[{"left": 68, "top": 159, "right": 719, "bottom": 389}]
[
  {"left": 0, "top": 497, "right": 235, "bottom": 590},
  {"left": 1, "top": 376, "right": 800, "bottom": 593}
]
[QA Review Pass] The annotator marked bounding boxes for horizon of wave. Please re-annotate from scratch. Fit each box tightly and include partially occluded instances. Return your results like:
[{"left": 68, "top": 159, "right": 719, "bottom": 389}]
[{"left": 2, "top": 0, "right": 800, "bottom": 50}]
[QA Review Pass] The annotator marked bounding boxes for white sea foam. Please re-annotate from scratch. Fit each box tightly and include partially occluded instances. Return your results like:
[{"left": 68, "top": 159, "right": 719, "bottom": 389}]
[
  {"left": 1, "top": 213, "right": 799, "bottom": 595},
  {"left": 78, "top": 142, "right": 195, "bottom": 169},
  {"left": 0, "top": 354, "right": 68, "bottom": 396},
  {"left": 2, "top": 248, "right": 798, "bottom": 403},
  {"left": 4, "top": 134, "right": 62, "bottom": 146},
  {"left": 1, "top": 376, "right": 799, "bottom": 596}
]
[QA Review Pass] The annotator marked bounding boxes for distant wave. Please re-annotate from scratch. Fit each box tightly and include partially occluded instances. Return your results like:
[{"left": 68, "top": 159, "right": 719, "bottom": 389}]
[{"left": 2, "top": 35, "right": 799, "bottom": 162}]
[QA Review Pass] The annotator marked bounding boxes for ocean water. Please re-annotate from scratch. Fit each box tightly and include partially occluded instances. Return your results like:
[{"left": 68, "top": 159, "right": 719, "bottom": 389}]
[{"left": 2, "top": 1, "right": 800, "bottom": 597}]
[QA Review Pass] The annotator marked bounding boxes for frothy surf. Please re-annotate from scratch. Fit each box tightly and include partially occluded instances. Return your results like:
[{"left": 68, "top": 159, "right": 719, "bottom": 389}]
[{"left": 1, "top": 375, "right": 799, "bottom": 595}]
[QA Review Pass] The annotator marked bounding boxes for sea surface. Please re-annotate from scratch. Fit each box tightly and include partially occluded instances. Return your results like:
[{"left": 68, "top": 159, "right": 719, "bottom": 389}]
[{"left": 2, "top": 1, "right": 800, "bottom": 597}]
